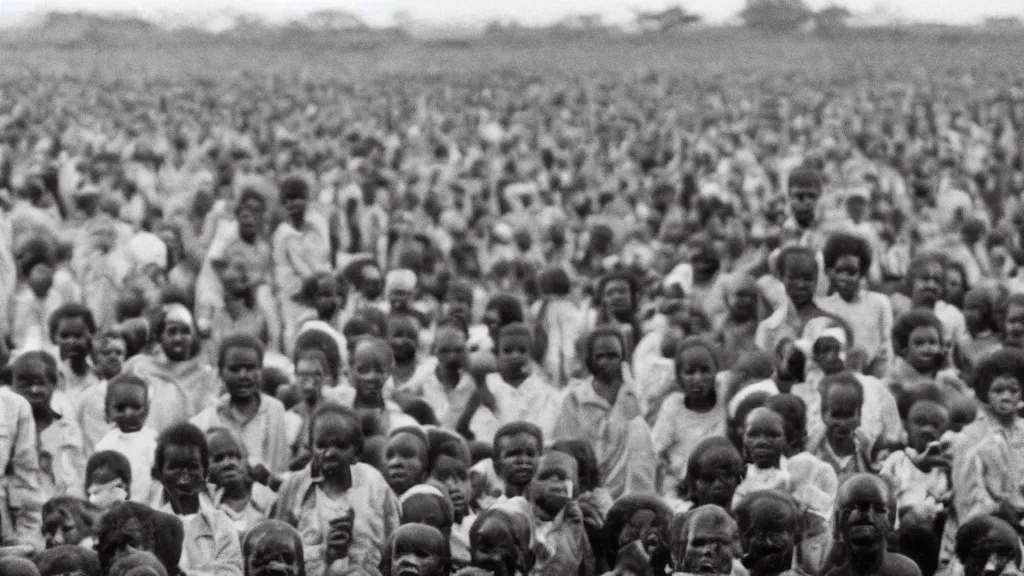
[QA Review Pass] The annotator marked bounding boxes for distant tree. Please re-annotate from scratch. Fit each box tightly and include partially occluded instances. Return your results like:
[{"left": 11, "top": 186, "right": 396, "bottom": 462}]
[
  {"left": 739, "top": 0, "right": 813, "bottom": 33},
  {"left": 635, "top": 6, "right": 701, "bottom": 32},
  {"left": 814, "top": 5, "right": 852, "bottom": 36}
]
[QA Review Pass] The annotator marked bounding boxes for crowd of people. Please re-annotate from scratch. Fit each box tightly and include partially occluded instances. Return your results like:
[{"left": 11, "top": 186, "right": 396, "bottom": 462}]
[{"left": 2, "top": 59, "right": 1024, "bottom": 576}]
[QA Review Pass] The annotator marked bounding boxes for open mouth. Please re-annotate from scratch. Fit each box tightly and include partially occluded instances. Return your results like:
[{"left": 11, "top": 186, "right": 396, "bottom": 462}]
[
  {"left": 848, "top": 525, "right": 879, "bottom": 546},
  {"left": 396, "top": 566, "right": 421, "bottom": 576}
]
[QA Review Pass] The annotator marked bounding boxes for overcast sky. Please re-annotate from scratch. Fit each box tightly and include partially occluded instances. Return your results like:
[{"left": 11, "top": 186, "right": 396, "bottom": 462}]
[{"left": 1, "top": 0, "right": 1023, "bottom": 28}]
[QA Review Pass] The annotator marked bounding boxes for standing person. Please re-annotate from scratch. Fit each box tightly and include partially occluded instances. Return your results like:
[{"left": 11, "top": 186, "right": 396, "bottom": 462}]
[
  {"left": 123, "top": 303, "right": 219, "bottom": 433},
  {"left": 273, "top": 176, "right": 331, "bottom": 352},
  {"left": 0, "top": 379, "right": 44, "bottom": 550},
  {"left": 550, "top": 326, "right": 656, "bottom": 499}
]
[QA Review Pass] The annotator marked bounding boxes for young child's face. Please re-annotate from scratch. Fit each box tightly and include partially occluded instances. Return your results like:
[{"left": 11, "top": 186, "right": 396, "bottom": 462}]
[
  {"left": 496, "top": 432, "right": 540, "bottom": 488},
  {"left": 828, "top": 255, "right": 862, "bottom": 301},
  {"left": 740, "top": 498, "right": 799, "bottom": 575},
  {"left": 906, "top": 326, "right": 943, "bottom": 372},
  {"left": 823, "top": 385, "right": 861, "bottom": 444},
  {"left": 160, "top": 320, "right": 194, "bottom": 362},
  {"left": 729, "top": 285, "right": 758, "bottom": 322},
  {"left": 434, "top": 328, "right": 467, "bottom": 374},
  {"left": 691, "top": 448, "right": 743, "bottom": 508},
  {"left": 93, "top": 337, "right": 127, "bottom": 380},
  {"left": 678, "top": 347, "right": 716, "bottom": 403},
  {"left": 55, "top": 316, "right": 92, "bottom": 362},
  {"left": 813, "top": 336, "right": 845, "bottom": 375},
  {"left": 389, "top": 287, "right": 414, "bottom": 315},
  {"left": 1004, "top": 304, "right": 1024, "bottom": 349},
  {"left": 296, "top": 356, "right": 328, "bottom": 405},
  {"left": 988, "top": 376, "right": 1022, "bottom": 419},
  {"left": 13, "top": 357, "right": 56, "bottom": 414},
  {"left": 590, "top": 334, "right": 624, "bottom": 382},
  {"left": 781, "top": 254, "right": 817, "bottom": 307},
  {"left": 530, "top": 451, "right": 579, "bottom": 517},
  {"left": 43, "top": 507, "right": 85, "bottom": 548},
  {"left": 28, "top": 262, "right": 55, "bottom": 297},
  {"left": 312, "top": 412, "right": 360, "bottom": 479},
  {"left": 208, "top": 431, "right": 251, "bottom": 489},
  {"left": 471, "top": 515, "right": 519, "bottom": 576},
  {"left": 392, "top": 525, "right": 449, "bottom": 576},
  {"left": 602, "top": 279, "right": 633, "bottom": 317},
  {"left": 159, "top": 443, "right": 206, "bottom": 501},
  {"left": 906, "top": 402, "right": 950, "bottom": 453},
  {"left": 219, "top": 255, "right": 252, "bottom": 296},
  {"left": 222, "top": 346, "right": 262, "bottom": 402},
  {"left": 911, "top": 262, "right": 944, "bottom": 306},
  {"left": 497, "top": 332, "right": 531, "bottom": 382},
  {"left": 790, "top": 187, "right": 819, "bottom": 226},
  {"left": 744, "top": 409, "right": 786, "bottom": 469},
  {"left": 945, "top": 269, "right": 966, "bottom": 305},
  {"left": 430, "top": 456, "right": 471, "bottom": 518},
  {"left": 388, "top": 318, "right": 420, "bottom": 364},
  {"left": 106, "top": 382, "right": 149, "bottom": 433},
  {"left": 385, "top": 432, "right": 427, "bottom": 495},
  {"left": 351, "top": 347, "right": 390, "bottom": 400},
  {"left": 282, "top": 189, "right": 308, "bottom": 222},
  {"left": 618, "top": 508, "right": 668, "bottom": 563},
  {"left": 963, "top": 291, "right": 991, "bottom": 335}
]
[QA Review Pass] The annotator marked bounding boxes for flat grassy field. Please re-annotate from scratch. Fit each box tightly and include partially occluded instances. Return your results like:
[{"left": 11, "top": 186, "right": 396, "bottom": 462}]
[{"left": 3, "top": 28, "right": 1024, "bottom": 81}]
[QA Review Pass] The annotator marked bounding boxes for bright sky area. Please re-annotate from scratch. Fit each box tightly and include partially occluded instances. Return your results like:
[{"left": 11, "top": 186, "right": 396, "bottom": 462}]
[{"left": 0, "top": 0, "right": 1022, "bottom": 28}]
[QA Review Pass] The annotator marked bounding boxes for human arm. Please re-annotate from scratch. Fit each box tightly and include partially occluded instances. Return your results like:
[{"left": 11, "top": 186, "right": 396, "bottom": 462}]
[{"left": 1, "top": 396, "right": 44, "bottom": 549}]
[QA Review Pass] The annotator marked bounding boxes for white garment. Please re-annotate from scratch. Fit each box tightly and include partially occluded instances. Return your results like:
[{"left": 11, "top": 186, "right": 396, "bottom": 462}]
[{"left": 94, "top": 427, "right": 159, "bottom": 502}]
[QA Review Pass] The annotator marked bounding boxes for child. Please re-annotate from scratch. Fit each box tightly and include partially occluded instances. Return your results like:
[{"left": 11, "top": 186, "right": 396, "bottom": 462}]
[
  {"left": 818, "top": 232, "right": 895, "bottom": 378},
  {"left": 388, "top": 313, "right": 429, "bottom": 389},
  {"left": 604, "top": 494, "right": 673, "bottom": 576},
  {"left": 472, "top": 421, "right": 544, "bottom": 510},
  {"left": 888, "top": 310, "right": 968, "bottom": 406},
  {"left": 716, "top": 274, "right": 760, "bottom": 371},
  {"left": 427, "top": 428, "right": 476, "bottom": 568},
  {"left": 153, "top": 422, "right": 243, "bottom": 576},
  {"left": 206, "top": 428, "right": 277, "bottom": 536},
  {"left": 10, "top": 235, "right": 77, "bottom": 350},
  {"left": 93, "top": 374, "right": 157, "bottom": 503},
  {"left": 476, "top": 323, "right": 563, "bottom": 439},
  {"left": 41, "top": 496, "right": 97, "bottom": 549},
  {"left": 879, "top": 400, "right": 953, "bottom": 576},
  {"left": 756, "top": 246, "right": 839, "bottom": 355},
  {"left": 385, "top": 426, "right": 430, "bottom": 497},
  {"left": 390, "top": 523, "right": 452, "bottom": 576},
  {"left": 807, "top": 372, "right": 874, "bottom": 483},
  {"left": 651, "top": 338, "right": 727, "bottom": 497},
  {"left": 191, "top": 333, "right": 290, "bottom": 475},
  {"left": 273, "top": 176, "right": 331, "bottom": 350},
  {"left": 891, "top": 254, "right": 968, "bottom": 354},
  {"left": 348, "top": 337, "right": 419, "bottom": 434},
  {"left": 10, "top": 350, "right": 87, "bottom": 500},
  {"left": 954, "top": 349, "right": 1024, "bottom": 522},
  {"left": 49, "top": 304, "right": 101, "bottom": 413},
  {"left": 76, "top": 330, "right": 129, "bottom": 455},
  {"left": 292, "top": 271, "right": 347, "bottom": 344},
  {"left": 84, "top": 450, "right": 131, "bottom": 511},
  {"left": 959, "top": 287, "right": 1002, "bottom": 370},
  {"left": 399, "top": 322, "right": 497, "bottom": 443},
  {"left": 122, "top": 303, "right": 218, "bottom": 433},
  {"left": 204, "top": 246, "right": 276, "bottom": 359},
  {"left": 1002, "top": 293, "right": 1024, "bottom": 350},
  {"left": 273, "top": 404, "right": 400, "bottom": 575},
  {"left": 502, "top": 449, "right": 595, "bottom": 576}
]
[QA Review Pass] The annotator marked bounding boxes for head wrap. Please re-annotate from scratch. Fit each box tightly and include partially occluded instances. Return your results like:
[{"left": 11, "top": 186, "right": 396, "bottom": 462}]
[
  {"left": 385, "top": 269, "right": 417, "bottom": 296},
  {"left": 127, "top": 232, "right": 168, "bottom": 272},
  {"left": 162, "top": 302, "right": 194, "bottom": 327}
]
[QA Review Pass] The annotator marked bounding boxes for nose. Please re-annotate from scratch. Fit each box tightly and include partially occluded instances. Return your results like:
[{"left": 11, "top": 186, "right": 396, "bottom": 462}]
[{"left": 53, "top": 531, "right": 65, "bottom": 544}]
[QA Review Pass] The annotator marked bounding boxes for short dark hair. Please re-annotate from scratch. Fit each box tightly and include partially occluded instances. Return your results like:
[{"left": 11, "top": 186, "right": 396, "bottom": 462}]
[
  {"left": 684, "top": 436, "right": 743, "bottom": 490},
  {"left": 279, "top": 175, "right": 309, "bottom": 201},
  {"left": 309, "top": 403, "right": 364, "bottom": 455},
  {"left": 426, "top": 427, "right": 472, "bottom": 470},
  {"left": 49, "top": 303, "right": 97, "bottom": 341},
  {"left": 550, "top": 439, "right": 601, "bottom": 494},
  {"left": 819, "top": 371, "right": 864, "bottom": 411},
  {"left": 733, "top": 490, "right": 803, "bottom": 539},
  {"left": 593, "top": 269, "right": 640, "bottom": 310},
  {"left": 86, "top": 450, "right": 133, "bottom": 491},
  {"left": 12, "top": 350, "right": 58, "bottom": 383},
  {"left": 892, "top": 309, "right": 945, "bottom": 353},
  {"left": 970, "top": 349, "right": 1024, "bottom": 404},
  {"left": 496, "top": 322, "right": 532, "bottom": 351},
  {"left": 583, "top": 325, "right": 626, "bottom": 376},
  {"left": 493, "top": 421, "right": 543, "bottom": 460},
  {"left": 766, "top": 394, "right": 808, "bottom": 453},
  {"left": 217, "top": 332, "right": 265, "bottom": 370},
  {"left": 823, "top": 232, "right": 872, "bottom": 276},
  {"left": 788, "top": 168, "right": 823, "bottom": 193},
  {"left": 903, "top": 253, "right": 946, "bottom": 298},
  {"left": 155, "top": 423, "right": 209, "bottom": 476},
  {"left": 293, "top": 329, "right": 342, "bottom": 381},
  {"left": 105, "top": 373, "right": 149, "bottom": 407},
  {"left": 776, "top": 245, "right": 817, "bottom": 278}
]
